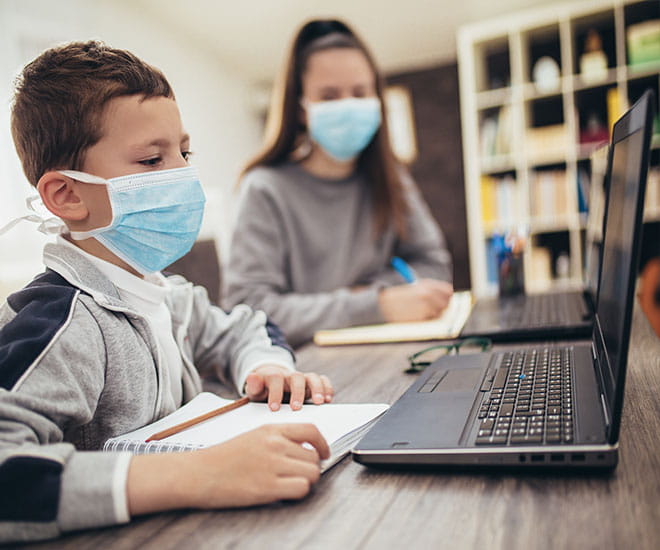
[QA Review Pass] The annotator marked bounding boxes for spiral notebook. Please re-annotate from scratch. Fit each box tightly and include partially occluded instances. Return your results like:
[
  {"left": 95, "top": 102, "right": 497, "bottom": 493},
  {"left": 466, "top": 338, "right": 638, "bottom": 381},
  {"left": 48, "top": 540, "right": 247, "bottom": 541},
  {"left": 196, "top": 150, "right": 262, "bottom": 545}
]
[
  {"left": 103, "top": 392, "right": 388, "bottom": 472},
  {"left": 313, "top": 290, "right": 473, "bottom": 346}
]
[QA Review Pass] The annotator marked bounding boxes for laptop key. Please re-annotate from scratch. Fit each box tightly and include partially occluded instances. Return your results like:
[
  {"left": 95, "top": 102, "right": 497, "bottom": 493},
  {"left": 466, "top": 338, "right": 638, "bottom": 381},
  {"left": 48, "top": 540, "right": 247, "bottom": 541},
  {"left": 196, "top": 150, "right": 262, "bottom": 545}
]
[
  {"left": 499, "top": 404, "right": 514, "bottom": 416},
  {"left": 510, "top": 434, "right": 542, "bottom": 444},
  {"left": 492, "top": 368, "right": 509, "bottom": 389},
  {"left": 480, "top": 419, "right": 495, "bottom": 431}
]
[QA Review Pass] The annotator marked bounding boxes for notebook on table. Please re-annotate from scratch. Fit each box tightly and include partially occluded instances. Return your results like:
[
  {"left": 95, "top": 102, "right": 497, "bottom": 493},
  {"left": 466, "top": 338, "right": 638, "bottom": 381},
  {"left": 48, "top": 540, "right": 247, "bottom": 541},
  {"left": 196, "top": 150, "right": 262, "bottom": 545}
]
[
  {"left": 459, "top": 145, "right": 611, "bottom": 342},
  {"left": 104, "top": 392, "right": 388, "bottom": 472},
  {"left": 353, "top": 90, "right": 654, "bottom": 469},
  {"left": 313, "top": 291, "right": 473, "bottom": 346}
]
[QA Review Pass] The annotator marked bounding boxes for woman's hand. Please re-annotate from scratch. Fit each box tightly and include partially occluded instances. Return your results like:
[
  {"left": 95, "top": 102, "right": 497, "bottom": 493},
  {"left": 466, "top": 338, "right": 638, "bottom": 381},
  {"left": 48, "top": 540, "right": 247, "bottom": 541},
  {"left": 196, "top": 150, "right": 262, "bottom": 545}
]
[{"left": 378, "top": 279, "right": 453, "bottom": 322}]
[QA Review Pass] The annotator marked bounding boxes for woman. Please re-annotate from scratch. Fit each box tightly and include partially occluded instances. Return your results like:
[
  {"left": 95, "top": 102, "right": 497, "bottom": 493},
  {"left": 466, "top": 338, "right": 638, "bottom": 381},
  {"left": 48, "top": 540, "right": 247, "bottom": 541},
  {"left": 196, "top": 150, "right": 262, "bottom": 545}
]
[{"left": 224, "top": 18, "right": 453, "bottom": 347}]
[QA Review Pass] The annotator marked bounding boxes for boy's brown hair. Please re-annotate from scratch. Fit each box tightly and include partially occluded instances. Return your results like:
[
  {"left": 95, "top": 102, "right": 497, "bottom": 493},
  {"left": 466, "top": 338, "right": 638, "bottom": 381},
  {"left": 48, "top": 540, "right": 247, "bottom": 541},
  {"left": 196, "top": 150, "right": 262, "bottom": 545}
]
[{"left": 11, "top": 40, "right": 173, "bottom": 187}]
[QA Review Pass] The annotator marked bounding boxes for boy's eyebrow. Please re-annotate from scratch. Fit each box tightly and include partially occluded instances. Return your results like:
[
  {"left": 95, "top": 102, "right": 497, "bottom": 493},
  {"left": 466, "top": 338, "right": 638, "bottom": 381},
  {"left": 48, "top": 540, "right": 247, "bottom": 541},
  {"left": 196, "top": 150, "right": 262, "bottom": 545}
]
[{"left": 129, "top": 134, "right": 191, "bottom": 152}]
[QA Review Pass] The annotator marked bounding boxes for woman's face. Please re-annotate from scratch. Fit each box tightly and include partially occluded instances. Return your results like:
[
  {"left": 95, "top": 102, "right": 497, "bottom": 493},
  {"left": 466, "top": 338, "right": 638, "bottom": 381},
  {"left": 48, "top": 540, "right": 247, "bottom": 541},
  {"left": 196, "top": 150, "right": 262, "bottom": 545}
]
[{"left": 301, "top": 47, "right": 377, "bottom": 103}]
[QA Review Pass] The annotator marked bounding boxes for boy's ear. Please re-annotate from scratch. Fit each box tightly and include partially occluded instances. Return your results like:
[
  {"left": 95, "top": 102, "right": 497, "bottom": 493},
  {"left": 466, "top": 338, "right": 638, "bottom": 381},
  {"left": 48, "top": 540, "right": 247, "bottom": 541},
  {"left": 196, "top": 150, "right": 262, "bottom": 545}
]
[{"left": 36, "top": 171, "right": 89, "bottom": 221}]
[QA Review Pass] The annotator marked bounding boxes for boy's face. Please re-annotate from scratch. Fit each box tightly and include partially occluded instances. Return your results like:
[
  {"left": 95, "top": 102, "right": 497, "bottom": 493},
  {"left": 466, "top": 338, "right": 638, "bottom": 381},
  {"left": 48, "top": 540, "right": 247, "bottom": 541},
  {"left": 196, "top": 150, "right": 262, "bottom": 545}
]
[{"left": 74, "top": 95, "right": 191, "bottom": 229}]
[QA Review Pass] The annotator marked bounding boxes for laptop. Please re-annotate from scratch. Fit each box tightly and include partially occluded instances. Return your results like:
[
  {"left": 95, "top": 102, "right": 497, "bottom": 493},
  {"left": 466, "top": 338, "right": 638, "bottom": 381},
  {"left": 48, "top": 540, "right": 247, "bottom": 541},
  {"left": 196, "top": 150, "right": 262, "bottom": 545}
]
[
  {"left": 458, "top": 144, "right": 611, "bottom": 342},
  {"left": 353, "top": 90, "right": 655, "bottom": 469}
]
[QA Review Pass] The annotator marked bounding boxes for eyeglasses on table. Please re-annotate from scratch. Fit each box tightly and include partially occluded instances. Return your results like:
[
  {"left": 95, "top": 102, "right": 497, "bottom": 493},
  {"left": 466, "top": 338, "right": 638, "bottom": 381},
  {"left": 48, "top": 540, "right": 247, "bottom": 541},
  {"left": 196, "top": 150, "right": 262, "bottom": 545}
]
[{"left": 405, "top": 337, "right": 492, "bottom": 374}]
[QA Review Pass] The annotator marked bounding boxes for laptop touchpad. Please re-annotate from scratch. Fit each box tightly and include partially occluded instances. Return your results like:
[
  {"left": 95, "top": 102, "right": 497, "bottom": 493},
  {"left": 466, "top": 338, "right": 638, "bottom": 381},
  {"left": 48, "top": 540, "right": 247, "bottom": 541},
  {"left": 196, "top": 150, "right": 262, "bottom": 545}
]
[{"left": 437, "top": 368, "right": 483, "bottom": 391}]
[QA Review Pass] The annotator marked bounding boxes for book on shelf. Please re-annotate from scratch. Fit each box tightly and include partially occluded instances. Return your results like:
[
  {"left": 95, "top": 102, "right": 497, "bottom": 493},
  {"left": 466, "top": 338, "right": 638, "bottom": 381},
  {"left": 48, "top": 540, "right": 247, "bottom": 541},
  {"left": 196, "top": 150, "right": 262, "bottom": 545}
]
[
  {"left": 529, "top": 170, "right": 571, "bottom": 220},
  {"left": 577, "top": 167, "right": 591, "bottom": 214},
  {"left": 485, "top": 238, "right": 499, "bottom": 285},
  {"left": 313, "top": 291, "right": 473, "bottom": 346},
  {"left": 526, "top": 125, "right": 570, "bottom": 162},
  {"left": 626, "top": 20, "right": 660, "bottom": 67},
  {"left": 481, "top": 176, "right": 497, "bottom": 224},
  {"left": 607, "top": 87, "right": 623, "bottom": 136},
  {"left": 103, "top": 392, "right": 389, "bottom": 473},
  {"left": 529, "top": 246, "right": 553, "bottom": 290},
  {"left": 480, "top": 174, "right": 519, "bottom": 226},
  {"left": 480, "top": 105, "right": 512, "bottom": 159}
]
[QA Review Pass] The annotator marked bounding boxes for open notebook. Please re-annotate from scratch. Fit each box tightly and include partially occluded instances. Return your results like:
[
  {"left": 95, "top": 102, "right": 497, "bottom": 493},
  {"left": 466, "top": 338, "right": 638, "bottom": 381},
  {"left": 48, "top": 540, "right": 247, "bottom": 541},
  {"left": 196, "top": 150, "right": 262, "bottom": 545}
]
[
  {"left": 103, "top": 392, "right": 389, "bottom": 472},
  {"left": 314, "top": 290, "right": 473, "bottom": 346}
]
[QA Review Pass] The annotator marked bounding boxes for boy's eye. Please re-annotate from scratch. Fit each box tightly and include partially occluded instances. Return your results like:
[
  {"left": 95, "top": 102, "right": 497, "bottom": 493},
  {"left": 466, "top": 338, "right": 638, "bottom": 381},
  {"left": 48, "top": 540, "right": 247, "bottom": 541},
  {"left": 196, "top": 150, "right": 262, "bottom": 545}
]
[
  {"left": 181, "top": 151, "right": 193, "bottom": 161},
  {"left": 139, "top": 157, "right": 161, "bottom": 166}
]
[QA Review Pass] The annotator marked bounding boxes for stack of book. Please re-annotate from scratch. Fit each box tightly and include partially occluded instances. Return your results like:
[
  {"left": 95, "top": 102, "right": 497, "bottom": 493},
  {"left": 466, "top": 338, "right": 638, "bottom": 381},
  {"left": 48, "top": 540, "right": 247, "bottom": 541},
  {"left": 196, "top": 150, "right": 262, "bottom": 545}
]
[
  {"left": 480, "top": 106, "right": 512, "bottom": 159},
  {"left": 529, "top": 170, "right": 570, "bottom": 221},
  {"left": 525, "top": 125, "right": 569, "bottom": 163},
  {"left": 480, "top": 174, "right": 519, "bottom": 227}
]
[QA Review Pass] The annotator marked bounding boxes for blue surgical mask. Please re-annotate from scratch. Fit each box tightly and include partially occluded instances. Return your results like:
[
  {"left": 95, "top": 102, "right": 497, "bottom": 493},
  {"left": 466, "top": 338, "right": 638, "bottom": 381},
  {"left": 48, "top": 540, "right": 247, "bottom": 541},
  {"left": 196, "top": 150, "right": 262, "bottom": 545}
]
[
  {"left": 306, "top": 97, "right": 382, "bottom": 162},
  {"left": 59, "top": 165, "right": 206, "bottom": 274}
]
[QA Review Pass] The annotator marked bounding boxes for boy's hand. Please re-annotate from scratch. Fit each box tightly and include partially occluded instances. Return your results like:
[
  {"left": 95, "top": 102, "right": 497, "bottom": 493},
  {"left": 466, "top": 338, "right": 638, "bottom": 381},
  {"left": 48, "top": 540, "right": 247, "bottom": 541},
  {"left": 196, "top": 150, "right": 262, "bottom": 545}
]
[
  {"left": 245, "top": 365, "right": 334, "bottom": 411},
  {"left": 127, "top": 423, "right": 330, "bottom": 514},
  {"left": 378, "top": 279, "right": 453, "bottom": 322}
]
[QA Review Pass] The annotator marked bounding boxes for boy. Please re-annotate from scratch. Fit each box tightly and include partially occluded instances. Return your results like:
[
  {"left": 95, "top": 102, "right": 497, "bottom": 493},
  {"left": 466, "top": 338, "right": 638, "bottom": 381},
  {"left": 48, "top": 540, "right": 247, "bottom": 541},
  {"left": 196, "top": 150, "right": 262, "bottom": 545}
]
[{"left": 0, "top": 41, "right": 333, "bottom": 543}]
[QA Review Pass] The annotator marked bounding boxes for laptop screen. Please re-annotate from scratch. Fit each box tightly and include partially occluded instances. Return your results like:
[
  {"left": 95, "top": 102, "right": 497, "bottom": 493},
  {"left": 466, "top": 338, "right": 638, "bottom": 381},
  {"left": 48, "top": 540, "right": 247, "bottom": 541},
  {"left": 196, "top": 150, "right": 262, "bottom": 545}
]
[
  {"left": 592, "top": 90, "right": 654, "bottom": 442},
  {"left": 583, "top": 144, "right": 609, "bottom": 303}
]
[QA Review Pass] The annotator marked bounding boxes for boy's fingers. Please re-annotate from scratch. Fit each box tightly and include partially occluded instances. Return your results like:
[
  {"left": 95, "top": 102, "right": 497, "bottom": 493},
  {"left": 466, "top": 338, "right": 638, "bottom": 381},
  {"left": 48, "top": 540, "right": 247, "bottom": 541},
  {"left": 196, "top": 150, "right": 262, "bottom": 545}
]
[
  {"left": 265, "top": 373, "right": 284, "bottom": 411},
  {"left": 288, "top": 372, "right": 306, "bottom": 410},
  {"left": 279, "top": 423, "right": 330, "bottom": 459},
  {"left": 320, "top": 375, "right": 334, "bottom": 402},
  {"left": 244, "top": 373, "right": 266, "bottom": 400},
  {"left": 273, "top": 477, "right": 314, "bottom": 500},
  {"left": 283, "top": 439, "right": 321, "bottom": 464},
  {"left": 304, "top": 373, "right": 325, "bottom": 404},
  {"left": 276, "top": 457, "right": 321, "bottom": 484}
]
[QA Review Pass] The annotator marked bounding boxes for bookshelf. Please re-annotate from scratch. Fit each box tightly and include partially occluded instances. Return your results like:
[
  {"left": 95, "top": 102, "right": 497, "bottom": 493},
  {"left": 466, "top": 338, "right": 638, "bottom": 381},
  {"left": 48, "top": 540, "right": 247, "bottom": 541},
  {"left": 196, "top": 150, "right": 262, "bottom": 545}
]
[{"left": 458, "top": 0, "right": 660, "bottom": 296}]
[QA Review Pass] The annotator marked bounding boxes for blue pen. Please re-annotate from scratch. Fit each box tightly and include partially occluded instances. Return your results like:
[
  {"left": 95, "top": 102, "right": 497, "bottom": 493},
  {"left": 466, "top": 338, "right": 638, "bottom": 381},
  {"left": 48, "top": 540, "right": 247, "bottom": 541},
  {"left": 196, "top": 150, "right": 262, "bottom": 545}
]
[{"left": 390, "top": 256, "right": 417, "bottom": 283}]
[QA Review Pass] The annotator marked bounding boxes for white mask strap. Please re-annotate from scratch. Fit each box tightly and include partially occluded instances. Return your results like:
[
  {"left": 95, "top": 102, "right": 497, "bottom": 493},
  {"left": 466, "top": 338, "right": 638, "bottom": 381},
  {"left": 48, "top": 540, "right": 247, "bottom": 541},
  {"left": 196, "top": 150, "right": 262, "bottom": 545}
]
[
  {"left": 58, "top": 170, "right": 108, "bottom": 185},
  {"left": 0, "top": 195, "right": 65, "bottom": 236}
]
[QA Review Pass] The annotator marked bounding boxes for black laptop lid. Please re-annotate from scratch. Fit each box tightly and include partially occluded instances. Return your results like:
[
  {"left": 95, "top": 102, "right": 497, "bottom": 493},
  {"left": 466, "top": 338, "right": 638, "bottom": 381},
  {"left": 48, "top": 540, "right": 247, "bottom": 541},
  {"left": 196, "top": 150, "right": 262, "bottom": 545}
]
[
  {"left": 583, "top": 143, "right": 611, "bottom": 306},
  {"left": 591, "top": 90, "right": 655, "bottom": 444}
]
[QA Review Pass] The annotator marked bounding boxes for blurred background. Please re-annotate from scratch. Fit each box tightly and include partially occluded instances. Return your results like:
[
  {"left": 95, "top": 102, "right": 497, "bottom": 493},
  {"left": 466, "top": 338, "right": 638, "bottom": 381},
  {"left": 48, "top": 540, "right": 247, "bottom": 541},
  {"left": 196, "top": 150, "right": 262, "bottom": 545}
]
[{"left": 1, "top": 0, "right": 659, "bottom": 302}]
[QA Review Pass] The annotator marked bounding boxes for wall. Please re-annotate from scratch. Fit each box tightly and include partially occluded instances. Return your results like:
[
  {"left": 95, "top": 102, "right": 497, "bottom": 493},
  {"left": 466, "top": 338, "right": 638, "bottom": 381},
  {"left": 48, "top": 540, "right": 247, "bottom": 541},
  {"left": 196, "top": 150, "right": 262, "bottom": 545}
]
[
  {"left": 387, "top": 63, "right": 471, "bottom": 290},
  {"left": 0, "top": 0, "right": 262, "bottom": 300}
]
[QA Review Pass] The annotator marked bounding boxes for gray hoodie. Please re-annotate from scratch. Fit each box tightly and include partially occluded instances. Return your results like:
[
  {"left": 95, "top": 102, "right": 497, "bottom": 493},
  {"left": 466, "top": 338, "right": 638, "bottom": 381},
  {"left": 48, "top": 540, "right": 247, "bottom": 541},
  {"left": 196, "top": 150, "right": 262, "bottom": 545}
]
[{"left": 0, "top": 241, "right": 295, "bottom": 543}]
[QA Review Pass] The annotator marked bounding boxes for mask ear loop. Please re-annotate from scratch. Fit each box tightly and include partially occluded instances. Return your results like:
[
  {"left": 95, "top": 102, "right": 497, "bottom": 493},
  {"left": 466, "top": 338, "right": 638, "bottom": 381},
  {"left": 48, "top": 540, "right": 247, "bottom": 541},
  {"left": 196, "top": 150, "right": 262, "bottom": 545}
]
[
  {"left": 56, "top": 170, "right": 115, "bottom": 240},
  {"left": 0, "top": 195, "right": 66, "bottom": 236}
]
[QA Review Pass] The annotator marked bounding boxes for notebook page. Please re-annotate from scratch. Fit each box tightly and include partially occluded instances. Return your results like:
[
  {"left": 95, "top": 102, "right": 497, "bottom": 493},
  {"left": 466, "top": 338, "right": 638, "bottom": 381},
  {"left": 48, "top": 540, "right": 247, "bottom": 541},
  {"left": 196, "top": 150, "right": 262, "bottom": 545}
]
[
  {"left": 313, "top": 290, "right": 473, "bottom": 345},
  {"left": 104, "top": 393, "right": 388, "bottom": 458},
  {"left": 157, "top": 399, "right": 388, "bottom": 448}
]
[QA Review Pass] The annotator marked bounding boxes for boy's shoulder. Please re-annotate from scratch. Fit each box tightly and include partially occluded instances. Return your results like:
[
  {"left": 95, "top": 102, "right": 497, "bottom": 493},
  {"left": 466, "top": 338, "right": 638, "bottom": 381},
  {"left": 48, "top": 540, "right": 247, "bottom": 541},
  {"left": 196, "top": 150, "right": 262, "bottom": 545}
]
[
  {"left": 4, "top": 269, "right": 79, "bottom": 320},
  {"left": 0, "top": 270, "right": 84, "bottom": 390}
]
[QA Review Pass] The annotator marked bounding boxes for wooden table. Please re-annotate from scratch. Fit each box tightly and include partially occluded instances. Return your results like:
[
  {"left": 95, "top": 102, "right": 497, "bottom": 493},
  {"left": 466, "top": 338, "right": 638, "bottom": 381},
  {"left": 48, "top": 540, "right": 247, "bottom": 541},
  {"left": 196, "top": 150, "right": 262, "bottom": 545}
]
[{"left": 26, "top": 303, "right": 660, "bottom": 550}]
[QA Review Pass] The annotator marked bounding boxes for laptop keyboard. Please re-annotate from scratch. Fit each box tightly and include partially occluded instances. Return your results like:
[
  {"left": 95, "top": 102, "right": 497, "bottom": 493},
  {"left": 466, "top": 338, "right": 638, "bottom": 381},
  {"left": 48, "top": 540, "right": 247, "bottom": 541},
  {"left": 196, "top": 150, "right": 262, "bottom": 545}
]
[
  {"left": 518, "top": 294, "right": 586, "bottom": 328},
  {"left": 475, "top": 347, "right": 574, "bottom": 446}
]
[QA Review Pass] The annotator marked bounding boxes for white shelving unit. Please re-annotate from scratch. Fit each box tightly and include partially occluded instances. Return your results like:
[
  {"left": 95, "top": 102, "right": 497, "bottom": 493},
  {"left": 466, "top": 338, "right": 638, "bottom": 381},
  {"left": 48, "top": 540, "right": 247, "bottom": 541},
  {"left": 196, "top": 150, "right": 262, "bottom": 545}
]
[{"left": 458, "top": 0, "right": 660, "bottom": 297}]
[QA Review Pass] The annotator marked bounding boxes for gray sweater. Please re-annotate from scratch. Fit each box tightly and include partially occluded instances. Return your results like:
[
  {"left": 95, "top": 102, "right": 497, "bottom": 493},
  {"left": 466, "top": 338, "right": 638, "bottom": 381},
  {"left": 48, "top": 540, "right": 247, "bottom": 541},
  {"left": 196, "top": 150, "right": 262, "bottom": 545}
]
[
  {"left": 0, "top": 242, "right": 295, "bottom": 543},
  {"left": 224, "top": 162, "right": 452, "bottom": 347}
]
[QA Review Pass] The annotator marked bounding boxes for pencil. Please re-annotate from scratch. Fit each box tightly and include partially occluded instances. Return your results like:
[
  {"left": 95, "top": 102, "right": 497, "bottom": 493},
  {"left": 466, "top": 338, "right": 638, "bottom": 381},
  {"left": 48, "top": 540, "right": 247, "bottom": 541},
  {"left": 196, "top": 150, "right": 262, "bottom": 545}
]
[{"left": 145, "top": 396, "right": 250, "bottom": 442}]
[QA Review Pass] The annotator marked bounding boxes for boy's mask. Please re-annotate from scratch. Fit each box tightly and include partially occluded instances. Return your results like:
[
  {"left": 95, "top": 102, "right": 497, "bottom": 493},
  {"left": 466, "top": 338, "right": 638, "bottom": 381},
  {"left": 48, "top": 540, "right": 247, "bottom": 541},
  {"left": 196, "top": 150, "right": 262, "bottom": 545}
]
[
  {"left": 305, "top": 97, "right": 382, "bottom": 162},
  {"left": 59, "top": 165, "right": 206, "bottom": 274}
]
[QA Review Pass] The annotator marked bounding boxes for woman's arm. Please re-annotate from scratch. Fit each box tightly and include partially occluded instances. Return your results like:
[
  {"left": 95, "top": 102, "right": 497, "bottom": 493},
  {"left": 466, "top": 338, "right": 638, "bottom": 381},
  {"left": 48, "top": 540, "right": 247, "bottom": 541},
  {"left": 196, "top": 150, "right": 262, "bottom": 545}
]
[
  {"left": 223, "top": 180, "right": 384, "bottom": 346},
  {"left": 370, "top": 174, "right": 453, "bottom": 286}
]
